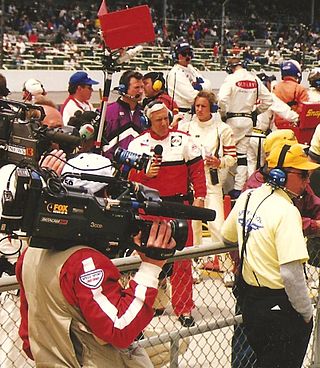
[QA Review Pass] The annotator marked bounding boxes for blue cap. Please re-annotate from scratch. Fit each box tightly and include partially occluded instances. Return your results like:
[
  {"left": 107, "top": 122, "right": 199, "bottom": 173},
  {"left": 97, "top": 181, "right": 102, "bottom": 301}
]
[{"left": 69, "top": 71, "right": 99, "bottom": 86}]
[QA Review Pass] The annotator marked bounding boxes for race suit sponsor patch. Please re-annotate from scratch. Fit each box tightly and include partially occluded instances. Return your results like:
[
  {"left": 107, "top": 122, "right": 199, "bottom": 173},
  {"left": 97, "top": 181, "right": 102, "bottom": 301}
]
[{"left": 79, "top": 269, "right": 104, "bottom": 289}]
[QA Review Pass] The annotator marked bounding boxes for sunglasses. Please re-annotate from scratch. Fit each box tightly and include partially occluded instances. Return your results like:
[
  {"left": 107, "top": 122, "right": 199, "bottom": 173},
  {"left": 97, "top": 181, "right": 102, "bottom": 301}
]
[
  {"left": 286, "top": 170, "right": 310, "bottom": 179},
  {"left": 180, "top": 50, "right": 193, "bottom": 57}
]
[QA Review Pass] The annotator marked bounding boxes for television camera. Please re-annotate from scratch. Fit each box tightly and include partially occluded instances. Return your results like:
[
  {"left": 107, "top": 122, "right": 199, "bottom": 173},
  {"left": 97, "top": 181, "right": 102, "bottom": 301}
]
[
  {"left": 0, "top": 148, "right": 215, "bottom": 260},
  {"left": 0, "top": 99, "right": 81, "bottom": 167}
]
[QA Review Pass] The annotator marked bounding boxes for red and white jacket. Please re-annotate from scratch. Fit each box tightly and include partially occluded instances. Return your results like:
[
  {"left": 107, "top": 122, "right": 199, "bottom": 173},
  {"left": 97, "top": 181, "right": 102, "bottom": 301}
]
[
  {"left": 16, "top": 247, "right": 161, "bottom": 359},
  {"left": 128, "top": 129, "right": 206, "bottom": 199}
]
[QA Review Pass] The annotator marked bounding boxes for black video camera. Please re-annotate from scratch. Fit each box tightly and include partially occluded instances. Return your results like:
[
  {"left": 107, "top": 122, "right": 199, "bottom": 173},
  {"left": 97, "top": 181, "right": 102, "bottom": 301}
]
[
  {"left": 0, "top": 99, "right": 81, "bottom": 167},
  {"left": 0, "top": 165, "right": 215, "bottom": 260}
]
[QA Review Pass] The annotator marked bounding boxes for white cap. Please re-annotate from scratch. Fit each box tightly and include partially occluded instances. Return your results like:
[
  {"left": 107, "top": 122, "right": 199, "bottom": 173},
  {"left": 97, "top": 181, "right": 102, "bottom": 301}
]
[
  {"left": 144, "top": 102, "right": 168, "bottom": 119},
  {"left": 23, "top": 78, "right": 44, "bottom": 95},
  {"left": 61, "top": 153, "right": 113, "bottom": 194}
]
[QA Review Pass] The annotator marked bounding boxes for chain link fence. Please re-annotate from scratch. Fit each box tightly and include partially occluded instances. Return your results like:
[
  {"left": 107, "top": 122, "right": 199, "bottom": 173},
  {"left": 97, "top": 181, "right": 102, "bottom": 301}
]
[{"left": 0, "top": 244, "right": 319, "bottom": 367}]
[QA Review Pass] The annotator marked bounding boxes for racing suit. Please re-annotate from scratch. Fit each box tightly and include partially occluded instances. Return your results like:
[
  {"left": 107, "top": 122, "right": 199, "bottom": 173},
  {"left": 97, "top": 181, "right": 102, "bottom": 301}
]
[
  {"left": 103, "top": 98, "right": 144, "bottom": 160},
  {"left": 167, "top": 63, "right": 211, "bottom": 112},
  {"left": 179, "top": 114, "right": 236, "bottom": 245},
  {"left": 61, "top": 96, "right": 95, "bottom": 125},
  {"left": 16, "top": 245, "right": 161, "bottom": 367},
  {"left": 218, "top": 68, "right": 272, "bottom": 191},
  {"left": 247, "top": 94, "right": 299, "bottom": 176},
  {"left": 273, "top": 76, "right": 309, "bottom": 128},
  {"left": 128, "top": 129, "right": 206, "bottom": 316}
]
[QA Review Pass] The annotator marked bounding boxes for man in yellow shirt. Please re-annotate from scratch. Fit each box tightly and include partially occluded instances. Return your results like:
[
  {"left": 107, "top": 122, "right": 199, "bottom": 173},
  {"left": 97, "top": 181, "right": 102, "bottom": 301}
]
[{"left": 222, "top": 143, "right": 319, "bottom": 368}]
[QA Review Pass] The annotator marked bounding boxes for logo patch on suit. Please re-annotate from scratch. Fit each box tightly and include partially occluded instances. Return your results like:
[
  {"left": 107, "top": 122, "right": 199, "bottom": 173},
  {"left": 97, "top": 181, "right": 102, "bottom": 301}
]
[
  {"left": 171, "top": 135, "right": 182, "bottom": 147},
  {"left": 79, "top": 269, "right": 104, "bottom": 289}
]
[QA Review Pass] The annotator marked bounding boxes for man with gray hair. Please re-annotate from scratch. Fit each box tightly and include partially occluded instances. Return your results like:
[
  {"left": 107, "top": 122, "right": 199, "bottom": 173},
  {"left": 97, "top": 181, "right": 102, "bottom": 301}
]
[{"left": 128, "top": 101, "right": 206, "bottom": 327}]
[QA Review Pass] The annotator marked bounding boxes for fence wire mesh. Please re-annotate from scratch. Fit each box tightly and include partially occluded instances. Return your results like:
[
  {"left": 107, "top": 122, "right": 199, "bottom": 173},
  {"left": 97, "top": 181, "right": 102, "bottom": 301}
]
[{"left": 0, "top": 246, "right": 319, "bottom": 368}]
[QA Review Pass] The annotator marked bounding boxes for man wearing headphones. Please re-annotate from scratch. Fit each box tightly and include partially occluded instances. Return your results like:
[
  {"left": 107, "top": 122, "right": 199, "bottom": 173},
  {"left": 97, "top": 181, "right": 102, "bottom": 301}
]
[
  {"left": 218, "top": 57, "right": 272, "bottom": 198},
  {"left": 61, "top": 71, "right": 99, "bottom": 125},
  {"left": 166, "top": 41, "right": 211, "bottom": 115},
  {"left": 103, "top": 70, "right": 145, "bottom": 160},
  {"left": 273, "top": 59, "right": 309, "bottom": 129},
  {"left": 222, "top": 143, "right": 318, "bottom": 368},
  {"left": 128, "top": 101, "right": 206, "bottom": 327},
  {"left": 142, "top": 71, "right": 179, "bottom": 115}
]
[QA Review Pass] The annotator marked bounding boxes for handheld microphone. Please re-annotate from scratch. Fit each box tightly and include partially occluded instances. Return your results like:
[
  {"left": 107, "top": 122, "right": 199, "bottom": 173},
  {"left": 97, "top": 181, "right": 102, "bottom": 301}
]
[
  {"left": 116, "top": 45, "right": 143, "bottom": 64},
  {"left": 79, "top": 123, "right": 95, "bottom": 140},
  {"left": 153, "top": 144, "right": 163, "bottom": 156}
]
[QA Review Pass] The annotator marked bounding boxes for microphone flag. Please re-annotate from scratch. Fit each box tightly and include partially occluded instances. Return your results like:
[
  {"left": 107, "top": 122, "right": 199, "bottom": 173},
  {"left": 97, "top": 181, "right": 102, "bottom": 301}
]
[{"left": 98, "top": 2, "right": 155, "bottom": 49}]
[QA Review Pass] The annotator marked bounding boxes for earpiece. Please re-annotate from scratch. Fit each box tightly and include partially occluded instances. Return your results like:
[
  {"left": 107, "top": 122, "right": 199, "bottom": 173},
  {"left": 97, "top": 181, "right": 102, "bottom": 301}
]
[{"left": 268, "top": 144, "right": 291, "bottom": 187}]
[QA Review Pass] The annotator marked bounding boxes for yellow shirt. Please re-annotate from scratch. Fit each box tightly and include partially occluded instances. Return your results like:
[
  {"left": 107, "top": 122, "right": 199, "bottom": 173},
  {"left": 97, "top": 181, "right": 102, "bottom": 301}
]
[{"left": 222, "top": 184, "right": 309, "bottom": 289}]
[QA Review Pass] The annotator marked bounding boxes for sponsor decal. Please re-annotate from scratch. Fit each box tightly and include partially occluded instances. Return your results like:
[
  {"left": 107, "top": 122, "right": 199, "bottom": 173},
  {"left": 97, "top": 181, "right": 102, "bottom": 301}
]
[
  {"left": 47, "top": 203, "right": 68, "bottom": 215},
  {"left": 8, "top": 145, "right": 26, "bottom": 155},
  {"left": 236, "top": 80, "right": 257, "bottom": 89},
  {"left": 90, "top": 221, "right": 103, "bottom": 229},
  {"left": 79, "top": 269, "right": 104, "bottom": 289},
  {"left": 306, "top": 109, "right": 320, "bottom": 119},
  {"left": 191, "top": 144, "right": 201, "bottom": 155},
  {"left": 40, "top": 217, "right": 68, "bottom": 225},
  {"left": 171, "top": 135, "right": 182, "bottom": 147}
]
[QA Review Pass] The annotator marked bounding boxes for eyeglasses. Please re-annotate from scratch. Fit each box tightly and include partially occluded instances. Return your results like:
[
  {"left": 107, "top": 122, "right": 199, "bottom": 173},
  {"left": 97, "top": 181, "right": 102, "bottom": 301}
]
[{"left": 286, "top": 170, "right": 310, "bottom": 179}]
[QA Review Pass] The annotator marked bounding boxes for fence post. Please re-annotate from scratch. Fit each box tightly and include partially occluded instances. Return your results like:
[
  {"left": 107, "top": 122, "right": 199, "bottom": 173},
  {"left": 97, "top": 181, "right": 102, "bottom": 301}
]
[{"left": 169, "top": 334, "right": 180, "bottom": 368}]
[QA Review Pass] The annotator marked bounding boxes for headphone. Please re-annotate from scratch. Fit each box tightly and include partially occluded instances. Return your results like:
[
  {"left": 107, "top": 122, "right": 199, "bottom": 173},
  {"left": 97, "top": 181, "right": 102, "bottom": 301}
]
[
  {"left": 267, "top": 144, "right": 291, "bottom": 187},
  {"left": 150, "top": 72, "right": 165, "bottom": 92},
  {"left": 118, "top": 70, "right": 141, "bottom": 94},
  {"left": 144, "top": 100, "right": 173, "bottom": 127}
]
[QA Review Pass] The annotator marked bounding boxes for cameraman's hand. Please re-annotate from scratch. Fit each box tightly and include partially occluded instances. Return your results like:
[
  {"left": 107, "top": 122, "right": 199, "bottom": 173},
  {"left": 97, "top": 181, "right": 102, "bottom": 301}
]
[
  {"left": 134, "top": 220, "right": 176, "bottom": 268},
  {"left": 40, "top": 149, "right": 66, "bottom": 175}
]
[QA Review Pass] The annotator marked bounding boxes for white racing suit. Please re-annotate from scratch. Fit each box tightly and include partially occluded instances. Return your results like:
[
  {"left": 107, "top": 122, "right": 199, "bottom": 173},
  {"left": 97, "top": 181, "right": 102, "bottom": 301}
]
[
  {"left": 179, "top": 114, "right": 236, "bottom": 245},
  {"left": 218, "top": 68, "right": 272, "bottom": 191},
  {"left": 247, "top": 94, "right": 299, "bottom": 176},
  {"left": 167, "top": 63, "right": 211, "bottom": 114}
]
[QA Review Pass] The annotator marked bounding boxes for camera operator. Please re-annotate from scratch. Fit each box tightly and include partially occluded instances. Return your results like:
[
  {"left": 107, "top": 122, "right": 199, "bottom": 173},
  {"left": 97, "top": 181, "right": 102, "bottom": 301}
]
[{"left": 15, "top": 152, "right": 176, "bottom": 367}]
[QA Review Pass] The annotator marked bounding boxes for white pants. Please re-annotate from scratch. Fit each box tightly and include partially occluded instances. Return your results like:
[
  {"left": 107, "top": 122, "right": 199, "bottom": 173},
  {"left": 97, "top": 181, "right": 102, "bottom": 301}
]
[
  {"left": 247, "top": 134, "right": 266, "bottom": 177},
  {"left": 226, "top": 117, "right": 253, "bottom": 190},
  {"left": 192, "top": 183, "right": 224, "bottom": 247}
]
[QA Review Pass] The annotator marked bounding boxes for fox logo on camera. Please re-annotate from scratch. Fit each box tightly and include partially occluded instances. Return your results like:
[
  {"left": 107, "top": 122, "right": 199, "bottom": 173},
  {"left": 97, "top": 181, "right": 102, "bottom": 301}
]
[{"left": 47, "top": 203, "right": 69, "bottom": 215}]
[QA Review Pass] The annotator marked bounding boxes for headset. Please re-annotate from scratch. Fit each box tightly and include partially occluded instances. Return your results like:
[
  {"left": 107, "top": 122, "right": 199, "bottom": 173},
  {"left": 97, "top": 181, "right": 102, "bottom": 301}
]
[
  {"left": 144, "top": 100, "right": 173, "bottom": 127},
  {"left": 191, "top": 92, "right": 219, "bottom": 115},
  {"left": 143, "top": 72, "right": 165, "bottom": 92},
  {"left": 267, "top": 144, "right": 291, "bottom": 187},
  {"left": 117, "top": 70, "right": 143, "bottom": 95}
]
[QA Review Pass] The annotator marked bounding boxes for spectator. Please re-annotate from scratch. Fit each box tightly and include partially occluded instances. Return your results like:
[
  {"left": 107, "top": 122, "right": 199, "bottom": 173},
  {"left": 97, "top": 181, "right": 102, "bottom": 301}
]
[
  {"left": 223, "top": 143, "right": 318, "bottom": 368},
  {"left": 166, "top": 41, "right": 211, "bottom": 116},
  {"left": 61, "top": 71, "right": 99, "bottom": 125},
  {"left": 142, "top": 71, "right": 179, "bottom": 115},
  {"left": 273, "top": 59, "right": 309, "bottom": 129},
  {"left": 103, "top": 70, "right": 145, "bottom": 160},
  {"left": 218, "top": 57, "right": 272, "bottom": 198},
  {"left": 128, "top": 101, "right": 207, "bottom": 327}
]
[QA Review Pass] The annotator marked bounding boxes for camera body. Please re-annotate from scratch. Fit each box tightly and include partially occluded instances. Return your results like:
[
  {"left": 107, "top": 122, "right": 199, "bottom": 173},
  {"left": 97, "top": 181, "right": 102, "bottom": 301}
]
[{"left": 0, "top": 99, "right": 81, "bottom": 167}]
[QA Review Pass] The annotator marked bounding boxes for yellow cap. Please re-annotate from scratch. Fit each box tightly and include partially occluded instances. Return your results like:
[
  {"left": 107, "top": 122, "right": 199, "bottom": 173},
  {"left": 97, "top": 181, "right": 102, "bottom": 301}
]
[
  {"left": 263, "top": 129, "right": 297, "bottom": 154},
  {"left": 267, "top": 143, "right": 320, "bottom": 170}
]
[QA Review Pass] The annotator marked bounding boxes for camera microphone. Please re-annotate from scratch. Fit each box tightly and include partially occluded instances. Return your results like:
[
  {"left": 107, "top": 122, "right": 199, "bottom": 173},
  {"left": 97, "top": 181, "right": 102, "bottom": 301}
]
[
  {"left": 44, "top": 127, "right": 81, "bottom": 147},
  {"left": 116, "top": 45, "right": 143, "bottom": 64}
]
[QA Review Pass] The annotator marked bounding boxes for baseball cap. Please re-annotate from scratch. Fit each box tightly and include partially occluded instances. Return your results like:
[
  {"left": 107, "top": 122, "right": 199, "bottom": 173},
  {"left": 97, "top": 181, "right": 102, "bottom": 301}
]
[
  {"left": 175, "top": 42, "right": 193, "bottom": 56},
  {"left": 266, "top": 143, "right": 320, "bottom": 170},
  {"left": 263, "top": 129, "right": 298, "bottom": 155},
  {"left": 69, "top": 71, "right": 99, "bottom": 86},
  {"left": 61, "top": 153, "right": 113, "bottom": 194},
  {"left": 23, "top": 78, "right": 44, "bottom": 95}
]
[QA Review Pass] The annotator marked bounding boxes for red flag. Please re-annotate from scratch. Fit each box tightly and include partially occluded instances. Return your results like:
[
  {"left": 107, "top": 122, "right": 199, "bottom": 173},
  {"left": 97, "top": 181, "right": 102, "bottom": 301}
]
[
  {"left": 98, "top": 5, "right": 155, "bottom": 49},
  {"left": 98, "top": 0, "right": 108, "bottom": 17}
]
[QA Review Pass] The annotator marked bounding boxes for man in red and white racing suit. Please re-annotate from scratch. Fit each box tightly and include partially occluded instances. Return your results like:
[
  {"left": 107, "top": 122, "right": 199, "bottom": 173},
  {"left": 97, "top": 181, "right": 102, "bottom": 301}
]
[
  {"left": 128, "top": 101, "right": 206, "bottom": 327},
  {"left": 15, "top": 153, "right": 176, "bottom": 367}
]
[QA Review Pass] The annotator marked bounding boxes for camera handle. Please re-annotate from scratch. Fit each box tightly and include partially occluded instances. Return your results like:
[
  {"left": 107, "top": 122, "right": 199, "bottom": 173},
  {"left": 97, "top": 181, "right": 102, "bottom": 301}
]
[{"left": 128, "top": 240, "right": 177, "bottom": 261}]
